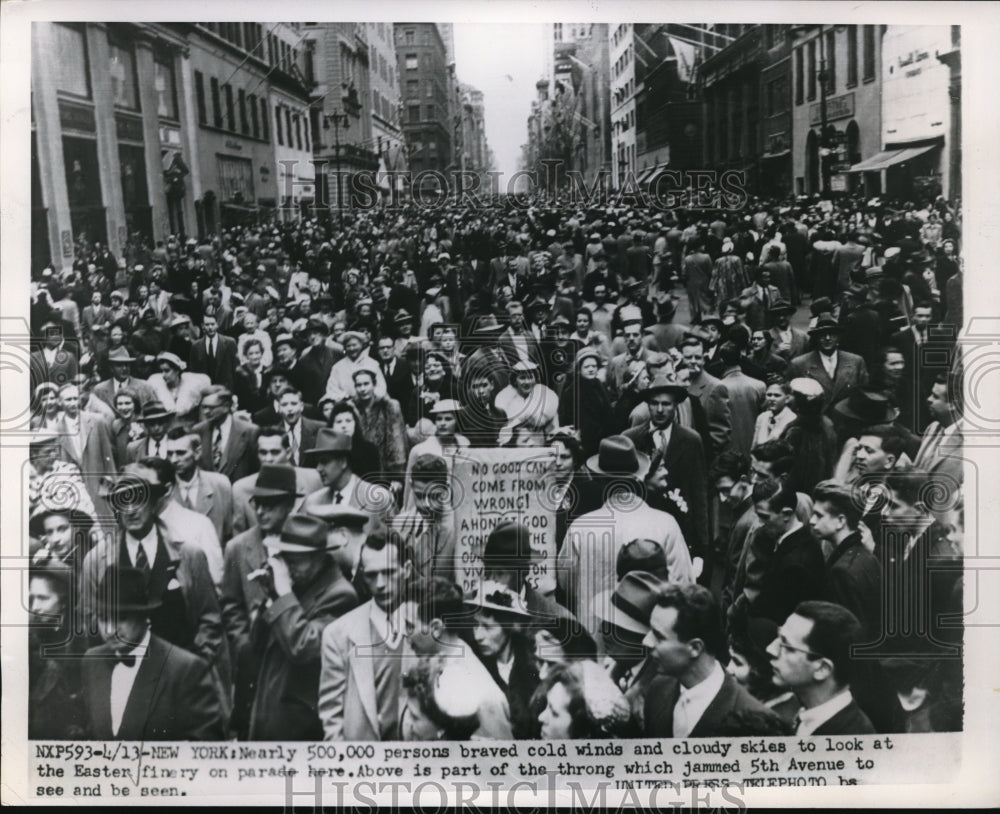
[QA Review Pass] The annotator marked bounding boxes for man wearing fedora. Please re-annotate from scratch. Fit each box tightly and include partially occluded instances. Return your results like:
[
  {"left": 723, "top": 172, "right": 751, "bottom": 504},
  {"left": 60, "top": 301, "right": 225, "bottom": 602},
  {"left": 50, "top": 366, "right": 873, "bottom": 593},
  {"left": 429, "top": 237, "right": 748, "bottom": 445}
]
[
  {"left": 93, "top": 347, "right": 157, "bottom": 410},
  {"left": 81, "top": 566, "right": 225, "bottom": 740},
  {"left": 126, "top": 399, "right": 174, "bottom": 463},
  {"left": 557, "top": 435, "right": 694, "bottom": 641},
  {"left": 787, "top": 317, "right": 869, "bottom": 410},
  {"left": 643, "top": 584, "right": 780, "bottom": 737},
  {"left": 301, "top": 429, "right": 396, "bottom": 560},
  {"left": 188, "top": 310, "right": 239, "bottom": 391},
  {"left": 643, "top": 294, "right": 688, "bottom": 353},
  {"left": 766, "top": 300, "right": 808, "bottom": 361},
  {"left": 81, "top": 461, "right": 230, "bottom": 725},
  {"left": 593, "top": 569, "right": 666, "bottom": 730},
  {"left": 606, "top": 315, "right": 652, "bottom": 404},
  {"left": 246, "top": 513, "right": 358, "bottom": 740},
  {"left": 623, "top": 374, "right": 709, "bottom": 565},
  {"left": 391, "top": 453, "right": 458, "bottom": 584},
  {"left": 296, "top": 318, "right": 342, "bottom": 406}
]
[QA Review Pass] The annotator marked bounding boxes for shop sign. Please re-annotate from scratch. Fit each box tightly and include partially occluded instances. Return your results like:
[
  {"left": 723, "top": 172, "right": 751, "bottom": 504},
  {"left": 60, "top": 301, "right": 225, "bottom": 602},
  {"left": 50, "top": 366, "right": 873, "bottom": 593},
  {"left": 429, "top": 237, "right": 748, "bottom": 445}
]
[
  {"left": 830, "top": 174, "right": 847, "bottom": 192},
  {"left": 810, "top": 92, "right": 855, "bottom": 125},
  {"left": 115, "top": 114, "right": 144, "bottom": 142},
  {"left": 58, "top": 100, "right": 96, "bottom": 133}
]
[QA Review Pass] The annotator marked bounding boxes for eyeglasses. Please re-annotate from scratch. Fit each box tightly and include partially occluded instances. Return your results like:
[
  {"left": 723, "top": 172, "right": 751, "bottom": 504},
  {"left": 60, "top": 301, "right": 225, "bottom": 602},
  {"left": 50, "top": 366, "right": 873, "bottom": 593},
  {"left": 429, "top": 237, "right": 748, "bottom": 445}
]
[{"left": 775, "top": 636, "right": 822, "bottom": 659}]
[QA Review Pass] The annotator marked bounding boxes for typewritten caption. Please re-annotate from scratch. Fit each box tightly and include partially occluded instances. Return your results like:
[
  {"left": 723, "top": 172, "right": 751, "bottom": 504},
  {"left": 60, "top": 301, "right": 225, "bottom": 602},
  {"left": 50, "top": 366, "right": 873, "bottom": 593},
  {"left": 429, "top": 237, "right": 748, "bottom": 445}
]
[{"left": 30, "top": 734, "right": 960, "bottom": 803}]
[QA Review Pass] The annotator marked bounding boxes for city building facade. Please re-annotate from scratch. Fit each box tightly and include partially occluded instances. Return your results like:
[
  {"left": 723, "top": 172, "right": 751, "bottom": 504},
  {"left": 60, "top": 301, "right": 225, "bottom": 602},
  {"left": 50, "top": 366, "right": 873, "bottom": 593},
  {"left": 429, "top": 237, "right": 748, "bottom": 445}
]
[
  {"left": 610, "top": 23, "right": 637, "bottom": 186},
  {"left": 366, "top": 22, "right": 407, "bottom": 198}
]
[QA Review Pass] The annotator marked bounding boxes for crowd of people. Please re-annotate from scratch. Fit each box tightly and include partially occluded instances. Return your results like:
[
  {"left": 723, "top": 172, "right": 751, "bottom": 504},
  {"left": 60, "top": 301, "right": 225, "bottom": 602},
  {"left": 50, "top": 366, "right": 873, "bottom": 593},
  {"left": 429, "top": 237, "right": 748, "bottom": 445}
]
[{"left": 27, "top": 190, "right": 965, "bottom": 742}]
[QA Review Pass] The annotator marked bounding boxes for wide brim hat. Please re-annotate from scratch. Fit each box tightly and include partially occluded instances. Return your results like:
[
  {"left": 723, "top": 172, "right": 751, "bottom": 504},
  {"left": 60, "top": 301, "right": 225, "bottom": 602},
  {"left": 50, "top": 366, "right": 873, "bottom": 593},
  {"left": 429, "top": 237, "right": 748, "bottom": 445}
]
[
  {"left": 106, "top": 347, "right": 136, "bottom": 364},
  {"left": 29, "top": 505, "right": 95, "bottom": 540},
  {"left": 586, "top": 434, "right": 650, "bottom": 479},
  {"left": 341, "top": 331, "right": 366, "bottom": 345},
  {"left": 393, "top": 309, "right": 413, "bottom": 323},
  {"left": 592, "top": 570, "right": 666, "bottom": 635},
  {"left": 273, "top": 333, "right": 297, "bottom": 349},
  {"left": 429, "top": 398, "right": 463, "bottom": 415},
  {"left": 249, "top": 464, "right": 299, "bottom": 498},
  {"left": 465, "top": 580, "right": 535, "bottom": 620},
  {"left": 699, "top": 315, "right": 725, "bottom": 331},
  {"left": 643, "top": 375, "right": 689, "bottom": 404},
  {"left": 511, "top": 360, "right": 540, "bottom": 374},
  {"left": 808, "top": 316, "right": 844, "bottom": 336},
  {"left": 321, "top": 506, "right": 370, "bottom": 529},
  {"left": 790, "top": 377, "right": 826, "bottom": 400},
  {"left": 303, "top": 428, "right": 353, "bottom": 462},
  {"left": 767, "top": 299, "right": 796, "bottom": 317},
  {"left": 140, "top": 400, "right": 175, "bottom": 422},
  {"left": 832, "top": 390, "right": 901, "bottom": 424},
  {"left": 265, "top": 513, "right": 332, "bottom": 553},
  {"left": 306, "top": 317, "right": 330, "bottom": 335},
  {"left": 156, "top": 351, "right": 187, "bottom": 371}
]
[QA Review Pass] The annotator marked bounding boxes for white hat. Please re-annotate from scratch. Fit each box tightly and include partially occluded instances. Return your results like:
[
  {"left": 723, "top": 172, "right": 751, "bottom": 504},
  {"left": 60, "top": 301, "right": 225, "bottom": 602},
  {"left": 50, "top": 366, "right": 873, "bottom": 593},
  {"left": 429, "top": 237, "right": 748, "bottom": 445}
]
[
  {"left": 429, "top": 399, "right": 463, "bottom": 415},
  {"left": 790, "top": 377, "right": 824, "bottom": 399}
]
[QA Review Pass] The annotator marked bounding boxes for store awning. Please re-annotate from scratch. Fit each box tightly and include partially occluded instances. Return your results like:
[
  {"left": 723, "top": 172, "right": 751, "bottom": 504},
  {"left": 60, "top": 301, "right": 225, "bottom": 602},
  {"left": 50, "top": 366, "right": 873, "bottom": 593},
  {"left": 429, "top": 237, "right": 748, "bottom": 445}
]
[
  {"left": 761, "top": 149, "right": 791, "bottom": 160},
  {"left": 845, "top": 144, "right": 936, "bottom": 173},
  {"left": 221, "top": 202, "right": 259, "bottom": 214}
]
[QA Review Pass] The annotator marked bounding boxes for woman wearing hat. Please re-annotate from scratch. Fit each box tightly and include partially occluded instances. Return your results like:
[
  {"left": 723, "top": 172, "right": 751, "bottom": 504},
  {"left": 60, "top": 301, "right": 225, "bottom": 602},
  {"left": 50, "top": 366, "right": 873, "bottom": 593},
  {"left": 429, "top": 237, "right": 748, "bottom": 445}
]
[
  {"left": 147, "top": 351, "right": 212, "bottom": 422},
  {"left": 28, "top": 430, "right": 98, "bottom": 520},
  {"left": 557, "top": 350, "right": 615, "bottom": 458},
  {"left": 30, "top": 382, "right": 63, "bottom": 431},
  {"left": 402, "top": 398, "right": 469, "bottom": 509},
  {"left": 407, "top": 350, "right": 457, "bottom": 434},
  {"left": 467, "top": 581, "right": 541, "bottom": 740},
  {"left": 495, "top": 360, "right": 559, "bottom": 445},
  {"left": 780, "top": 377, "right": 839, "bottom": 493},
  {"left": 109, "top": 388, "right": 145, "bottom": 468},
  {"left": 710, "top": 237, "right": 748, "bottom": 305},
  {"left": 535, "top": 660, "right": 634, "bottom": 739},
  {"left": 326, "top": 400, "right": 382, "bottom": 484}
]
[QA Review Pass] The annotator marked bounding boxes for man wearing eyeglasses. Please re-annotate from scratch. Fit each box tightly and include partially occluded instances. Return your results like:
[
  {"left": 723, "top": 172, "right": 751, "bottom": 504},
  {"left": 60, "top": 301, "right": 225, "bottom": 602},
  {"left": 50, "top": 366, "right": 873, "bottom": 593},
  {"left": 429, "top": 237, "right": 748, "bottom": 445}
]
[{"left": 767, "top": 600, "right": 876, "bottom": 736}]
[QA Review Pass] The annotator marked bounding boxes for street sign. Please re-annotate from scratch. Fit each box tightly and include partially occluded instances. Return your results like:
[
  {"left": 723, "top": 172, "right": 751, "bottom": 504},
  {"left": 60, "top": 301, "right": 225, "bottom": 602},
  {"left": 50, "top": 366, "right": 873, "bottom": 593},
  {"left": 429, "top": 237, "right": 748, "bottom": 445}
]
[{"left": 830, "top": 174, "right": 848, "bottom": 192}]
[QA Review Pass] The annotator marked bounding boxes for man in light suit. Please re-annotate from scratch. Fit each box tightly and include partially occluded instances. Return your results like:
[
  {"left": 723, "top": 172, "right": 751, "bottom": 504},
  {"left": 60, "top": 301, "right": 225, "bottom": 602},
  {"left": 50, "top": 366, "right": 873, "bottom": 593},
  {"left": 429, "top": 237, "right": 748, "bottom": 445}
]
[
  {"left": 188, "top": 311, "right": 239, "bottom": 390},
  {"left": 55, "top": 383, "right": 117, "bottom": 517},
  {"left": 786, "top": 317, "right": 868, "bottom": 411},
  {"left": 93, "top": 347, "right": 158, "bottom": 410},
  {"left": 231, "top": 428, "right": 322, "bottom": 535},
  {"left": 195, "top": 385, "right": 259, "bottom": 482},
  {"left": 912, "top": 373, "right": 964, "bottom": 487},
  {"left": 30, "top": 311, "right": 78, "bottom": 393},
  {"left": 643, "top": 584, "right": 783, "bottom": 737},
  {"left": 318, "top": 532, "right": 413, "bottom": 741},
  {"left": 715, "top": 342, "right": 766, "bottom": 457},
  {"left": 81, "top": 566, "right": 224, "bottom": 740},
  {"left": 767, "top": 300, "right": 809, "bottom": 361},
  {"left": 166, "top": 426, "right": 234, "bottom": 550},
  {"left": 389, "top": 453, "right": 456, "bottom": 584},
  {"left": 80, "top": 291, "right": 112, "bottom": 352}
]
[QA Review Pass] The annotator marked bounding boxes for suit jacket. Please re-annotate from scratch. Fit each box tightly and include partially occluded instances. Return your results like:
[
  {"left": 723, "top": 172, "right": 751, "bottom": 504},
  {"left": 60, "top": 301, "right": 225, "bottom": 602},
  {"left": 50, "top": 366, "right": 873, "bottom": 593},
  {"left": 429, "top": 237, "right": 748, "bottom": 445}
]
[
  {"left": 172, "top": 469, "right": 234, "bottom": 547},
  {"left": 281, "top": 417, "right": 325, "bottom": 468},
  {"left": 231, "top": 467, "right": 322, "bottom": 535},
  {"left": 188, "top": 334, "right": 239, "bottom": 389},
  {"left": 739, "top": 284, "right": 783, "bottom": 330},
  {"left": 232, "top": 364, "right": 269, "bottom": 416},
  {"left": 248, "top": 558, "right": 358, "bottom": 740},
  {"left": 787, "top": 349, "right": 868, "bottom": 410},
  {"left": 751, "top": 524, "right": 826, "bottom": 624},
  {"left": 644, "top": 672, "right": 780, "bottom": 737},
  {"left": 810, "top": 698, "right": 876, "bottom": 736},
  {"left": 56, "top": 412, "right": 116, "bottom": 514},
  {"left": 318, "top": 600, "right": 408, "bottom": 741},
  {"left": 196, "top": 415, "right": 259, "bottom": 482},
  {"left": 825, "top": 532, "right": 881, "bottom": 638},
  {"left": 31, "top": 344, "right": 79, "bottom": 392},
  {"left": 686, "top": 371, "right": 732, "bottom": 460},
  {"left": 496, "top": 328, "right": 544, "bottom": 371},
  {"left": 82, "top": 634, "right": 224, "bottom": 740},
  {"left": 379, "top": 357, "right": 415, "bottom": 413},
  {"left": 719, "top": 367, "right": 766, "bottom": 457},
  {"left": 93, "top": 376, "right": 158, "bottom": 410},
  {"left": 623, "top": 421, "right": 709, "bottom": 559},
  {"left": 890, "top": 327, "right": 948, "bottom": 432},
  {"left": 913, "top": 420, "right": 964, "bottom": 487},
  {"left": 297, "top": 344, "right": 342, "bottom": 406}
]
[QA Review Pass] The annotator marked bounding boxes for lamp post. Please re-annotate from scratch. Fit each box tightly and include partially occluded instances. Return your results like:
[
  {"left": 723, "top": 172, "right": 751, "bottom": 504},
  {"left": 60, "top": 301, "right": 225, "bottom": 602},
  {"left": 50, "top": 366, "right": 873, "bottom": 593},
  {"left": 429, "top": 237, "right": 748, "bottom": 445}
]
[{"left": 323, "top": 111, "right": 351, "bottom": 224}]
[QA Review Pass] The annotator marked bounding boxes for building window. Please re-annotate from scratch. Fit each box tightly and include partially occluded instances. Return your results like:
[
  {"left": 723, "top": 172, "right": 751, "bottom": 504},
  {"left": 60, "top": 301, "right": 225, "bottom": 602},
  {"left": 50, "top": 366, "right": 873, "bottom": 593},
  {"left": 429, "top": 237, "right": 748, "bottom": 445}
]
[
  {"left": 407, "top": 79, "right": 419, "bottom": 97},
  {"left": 807, "top": 40, "right": 817, "bottom": 101},
  {"left": 847, "top": 25, "right": 858, "bottom": 86},
  {"left": 238, "top": 89, "right": 249, "bottom": 134},
  {"left": 249, "top": 93, "right": 259, "bottom": 138},
  {"left": 153, "top": 56, "right": 178, "bottom": 119},
  {"left": 225, "top": 84, "right": 236, "bottom": 131},
  {"left": 404, "top": 29, "right": 414, "bottom": 45},
  {"left": 52, "top": 24, "right": 91, "bottom": 99},
  {"left": 825, "top": 30, "right": 836, "bottom": 93},
  {"left": 426, "top": 81, "right": 433, "bottom": 98},
  {"left": 426, "top": 104, "right": 434, "bottom": 119},
  {"left": 795, "top": 46, "right": 804, "bottom": 105},
  {"left": 405, "top": 53, "right": 418, "bottom": 70},
  {"left": 304, "top": 117, "right": 309, "bottom": 151},
  {"left": 195, "top": 70, "right": 207, "bottom": 125},
  {"left": 217, "top": 154, "right": 254, "bottom": 202},
  {"left": 304, "top": 46, "right": 315, "bottom": 84},
  {"left": 109, "top": 40, "right": 140, "bottom": 110},
  {"left": 260, "top": 97, "right": 269, "bottom": 141},
  {"left": 294, "top": 114, "right": 302, "bottom": 150},
  {"left": 210, "top": 77, "right": 223, "bottom": 127},
  {"left": 863, "top": 25, "right": 876, "bottom": 81},
  {"left": 285, "top": 109, "right": 292, "bottom": 147},
  {"left": 409, "top": 104, "right": 420, "bottom": 123},
  {"left": 275, "top": 104, "right": 284, "bottom": 145}
]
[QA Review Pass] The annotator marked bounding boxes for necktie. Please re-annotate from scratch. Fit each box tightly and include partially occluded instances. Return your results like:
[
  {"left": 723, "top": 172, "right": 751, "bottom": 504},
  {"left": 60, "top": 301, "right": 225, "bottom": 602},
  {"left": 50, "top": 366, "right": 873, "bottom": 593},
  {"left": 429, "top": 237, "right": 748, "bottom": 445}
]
[
  {"left": 212, "top": 427, "right": 223, "bottom": 469},
  {"left": 762, "top": 287, "right": 770, "bottom": 310},
  {"left": 208, "top": 338, "right": 215, "bottom": 365},
  {"left": 133, "top": 542, "right": 150, "bottom": 573},
  {"left": 657, "top": 429, "right": 668, "bottom": 451},
  {"left": 116, "top": 651, "right": 137, "bottom": 668},
  {"left": 769, "top": 414, "right": 777, "bottom": 429},
  {"left": 333, "top": 491, "right": 343, "bottom": 504},
  {"left": 288, "top": 428, "right": 298, "bottom": 465}
]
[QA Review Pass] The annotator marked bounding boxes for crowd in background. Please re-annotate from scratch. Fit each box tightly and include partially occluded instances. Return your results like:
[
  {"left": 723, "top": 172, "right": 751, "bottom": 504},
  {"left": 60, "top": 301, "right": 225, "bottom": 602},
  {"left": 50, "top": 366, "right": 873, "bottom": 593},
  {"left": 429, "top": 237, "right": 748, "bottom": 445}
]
[{"left": 27, "top": 190, "right": 965, "bottom": 742}]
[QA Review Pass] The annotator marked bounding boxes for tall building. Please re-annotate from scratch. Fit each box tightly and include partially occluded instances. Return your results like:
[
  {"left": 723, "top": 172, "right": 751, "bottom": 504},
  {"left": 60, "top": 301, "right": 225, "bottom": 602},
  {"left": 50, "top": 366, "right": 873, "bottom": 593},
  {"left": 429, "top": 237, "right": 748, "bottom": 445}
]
[
  {"left": 460, "top": 82, "right": 491, "bottom": 179},
  {"left": 759, "top": 25, "right": 794, "bottom": 197},
  {"left": 394, "top": 23, "right": 452, "bottom": 193},
  {"left": 366, "top": 22, "right": 407, "bottom": 197},
  {"left": 300, "top": 23, "right": 379, "bottom": 213},
  {"left": 610, "top": 24, "right": 637, "bottom": 186},
  {"left": 790, "top": 24, "right": 884, "bottom": 196}
]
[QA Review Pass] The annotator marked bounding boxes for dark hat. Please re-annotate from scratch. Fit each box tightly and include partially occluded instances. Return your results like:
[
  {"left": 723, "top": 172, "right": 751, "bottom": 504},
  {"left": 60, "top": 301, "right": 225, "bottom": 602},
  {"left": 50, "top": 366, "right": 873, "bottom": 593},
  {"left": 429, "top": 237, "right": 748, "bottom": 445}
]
[
  {"left": 767, "top": 299, "right": 796, "bottom": 317},
  {"left": 655, "top": 294, "right": 677, "bottom": 317},
  {"left": 525, "top": 297, "right": 549, "bottom": 313},
  {"left": 832, "top": 390, "right": 900, "bottom": 424},
  {"left": 484, "top": 520, "right": 533, "bottom": 569},
  {"left": 250, "top": 464, "right": 298, "bottom": 498},
  {"left": 393, "top": 308, "right": 413, "bottom": 323},
  {"left": 586, "top": 435, "right": 650, "bottom": 479},
  {"left": 306, "top": 317, "right": 329, "bottom": 335},
  {"left": 265, "top": 513, "right": 331, "bottom": 553},
  {"left": 321, "top": 506, "right": 370, "bottom": 529},
  {"left": 97, "top": 566, "right": 162, "bottom": 613},
  {"left": 106, "top": 347, "right": 136, "bottom": 364},
  {"left": 809, "top": 297, "right": 834, "bottom": 317},
  {"left": 140, "top": 400, "right": 174, "bottom": 422},
  {"left": 643, "top": 373, "right": 688, "bottom": 403},
  {"left": 616, "top": 538, "right": 668, "bottom": 582},
  {"left": 699, "top": 315, "right": 725, "bottom": 331},
  {"left": 29, "top": 505, "right": 94, "bottom": 540},
  {"left": 273, "top": 333, "right": 297, "bottom": 348},
  {"left": 808, "top": 316, "right": 844, "bottom": 336},
  {"left": 548, "top": 314, "right": 571, "bottom": 329},
  {"left": 465, "top": 579, "right": 534, "bottom": 620},
  {"left": 303, "top": 428, "right": 352, "bottom": 462},
  {"left": 592, "top": 570, "right": 666, "bottom": 634}
]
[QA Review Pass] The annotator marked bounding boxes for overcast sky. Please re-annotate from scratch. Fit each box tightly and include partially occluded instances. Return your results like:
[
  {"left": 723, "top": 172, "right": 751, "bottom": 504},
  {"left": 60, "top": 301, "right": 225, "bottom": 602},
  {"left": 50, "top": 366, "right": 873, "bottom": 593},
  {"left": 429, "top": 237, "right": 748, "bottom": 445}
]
[{"left": 453, "top": 23, "right": 548, "bottom": 179}]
